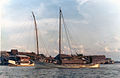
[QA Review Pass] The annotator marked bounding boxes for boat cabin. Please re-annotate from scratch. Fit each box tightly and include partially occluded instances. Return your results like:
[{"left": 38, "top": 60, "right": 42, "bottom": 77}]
[
  {"left": 55, "top": 54, "right": 85, "bottom": 64},
  {"left": 16, "top": 55, "right": 30, "bottom": 62}
]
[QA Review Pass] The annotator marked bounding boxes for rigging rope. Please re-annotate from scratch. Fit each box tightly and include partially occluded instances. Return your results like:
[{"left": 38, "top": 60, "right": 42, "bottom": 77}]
[
  {"left": 39, "top": 34, "right": 49, "bottom": 56},
  {"left": 61, "top": 12, "right": 73, "bottom": 55},
  {"left": 61, "top": 11, "right": 81, "bottom": 54}
]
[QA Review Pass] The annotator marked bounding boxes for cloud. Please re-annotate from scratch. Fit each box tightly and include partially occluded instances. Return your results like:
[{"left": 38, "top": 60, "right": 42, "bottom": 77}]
[
  {"left": 11, "top": 45, "right": 32, "bottom": 52},
  {"left": 39, "top": 48, "right": 49, "bottom": 56},
  {"left": 76, "top": 0, "right": 92, "bottom": 22},
  {"left": 0, "top": 0, "right": 11, "bottom": 21},
  {"left": 63, "top": 46, "right": 70, "bottom": 53},
  {"left": 0, "top": 0, "right": 11, "bottom": 11},
  {"left": 109, "top": 0, "right": 120, "bottom": 7},
  {"left": 2, "top": 18, "right": 58, "bottom": 36},
  {"left": 0, "top": 0, "right": 10, "bottom": 50},
  {"left": 66, "top": 19, "right": 89, "bottom": 25},
  {"left": 114, "top": 35, "right": 120, "bottom": 41},
  {"left": 104, "top": 46, "right": 111, "bottom": 52},
  {"left": 115, "top": 48, "right": 119, "bottom": 52},
  {"left": 79, "top": 45, "right": 86, "bottom": 54},
  {"left": 71, "top": 44, "right": 86, "bottom": 54},
  {"left": 0, "top": 32, "right": 1, "bottom": 51},
  {"left": 76, "top": 0, "right": 120, "bottom": 22},
  {"left": 33, "top": 3, "right": 46, "bottom": 18},
  {"left": 1, "top": 15, "right": 59, "bottom": 52},
  {"left": 2, "top": 16, "right": 90, "bottom": 53},
  {"left": 76, "top": 0, "right": 90, "bottom": 5},
  {"left": 1, "top": 0, "right": 120, "bottom": 60},
  {"left": 104, "top": 46, "right": 120, "bottom": 52},
  {"left": 52, "top": 49, "right": 59, "bottom": 56}
]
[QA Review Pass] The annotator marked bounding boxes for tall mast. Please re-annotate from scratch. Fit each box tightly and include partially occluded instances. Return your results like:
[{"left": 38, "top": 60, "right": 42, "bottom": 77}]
[
  {"left": 32, "top": 12, "right": 39, "bottom": 55},
  {"left": 59, "top": 8, "right": 62, "bottom": 55}
]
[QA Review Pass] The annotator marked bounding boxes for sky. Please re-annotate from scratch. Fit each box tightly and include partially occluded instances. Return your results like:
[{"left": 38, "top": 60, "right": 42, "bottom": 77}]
[{"left": 0, "top": 0, "right": 120, "bottom": 61}]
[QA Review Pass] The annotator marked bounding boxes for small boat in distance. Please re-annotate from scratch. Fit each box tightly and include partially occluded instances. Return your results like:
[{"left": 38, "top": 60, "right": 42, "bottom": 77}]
[
  {"left": 33, "top": 8, "right": 100, "bottom": 69},
  {"left": 8, "top": 55, "right": 34, "bottom": 66}
]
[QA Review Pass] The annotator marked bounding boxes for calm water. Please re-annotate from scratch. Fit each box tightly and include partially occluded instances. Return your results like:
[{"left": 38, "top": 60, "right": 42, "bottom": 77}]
[{"left": 0, "top": 64, "right": 120, "bottom": 78}]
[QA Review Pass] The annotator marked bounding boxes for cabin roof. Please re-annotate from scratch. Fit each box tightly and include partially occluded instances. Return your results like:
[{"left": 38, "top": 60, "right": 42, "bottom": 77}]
[
  {"left": 16, "top": 55, "right": 29, "bottom": 58},
  {"left": 54, "top": 54, "right": 72, "bottom": 60},
  {"left": 85, "top": 55, "right": 105, "bottom": 57}
]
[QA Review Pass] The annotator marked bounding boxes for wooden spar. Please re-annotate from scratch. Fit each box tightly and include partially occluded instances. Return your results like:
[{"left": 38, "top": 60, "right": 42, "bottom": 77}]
[
  {"left": 59, "top": 8, "right": 62, "bottom": 56},
  {"left": 32, "top": 12, "right": 39, "bottom": 55}
]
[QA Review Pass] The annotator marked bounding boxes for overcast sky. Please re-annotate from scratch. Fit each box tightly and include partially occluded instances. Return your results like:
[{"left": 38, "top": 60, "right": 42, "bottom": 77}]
[{"left": 0, "top": 0, "right": 120, "bottom": 60}]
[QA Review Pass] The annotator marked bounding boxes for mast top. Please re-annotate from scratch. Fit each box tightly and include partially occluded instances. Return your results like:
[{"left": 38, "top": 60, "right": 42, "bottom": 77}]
[{"left": 59, "top": 7, "right": 62, "bottom": 12}]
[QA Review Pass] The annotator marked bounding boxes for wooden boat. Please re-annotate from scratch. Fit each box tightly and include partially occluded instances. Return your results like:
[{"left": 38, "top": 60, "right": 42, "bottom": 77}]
[
  {"left": 8, "top": 63, "right": 34, "bottom": 67},
  {"left": 32, "top": 9, "right": 100, "bottom": 69},
  {"left": 8, "top": 55, "right": 34, "bottom": 67},
  {"left": 35, "top": 62, "right": 100, "bottom": 69}
]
